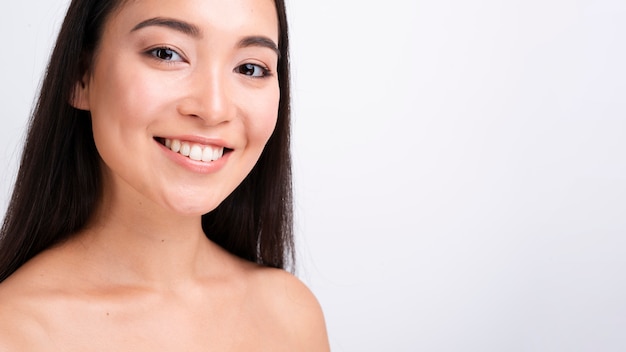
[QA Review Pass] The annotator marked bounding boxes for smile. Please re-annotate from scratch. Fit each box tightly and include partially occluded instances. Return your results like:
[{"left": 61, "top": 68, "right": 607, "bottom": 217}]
[{"left": 158, "top": 138, "right": 228, "bottom": 163}]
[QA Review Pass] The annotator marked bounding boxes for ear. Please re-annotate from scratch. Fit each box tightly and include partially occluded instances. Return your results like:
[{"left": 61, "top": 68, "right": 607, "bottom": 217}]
[{"left": 70, "top": 74, "right": 90, "bottom": 111}]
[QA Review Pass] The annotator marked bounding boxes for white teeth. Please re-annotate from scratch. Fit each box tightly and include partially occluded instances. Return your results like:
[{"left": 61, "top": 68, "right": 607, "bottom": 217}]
[
  {"left": 189, "top": 145, "right": 203, "bottom": 161},
  {"left": 171, "top": 139, "right": 181, "bottom": 153},
  {"left": 201, "top": 146, "right": 213, "bottom": 162},
  {"left": 180, "top": 143, "right": 191, "bottom": 157},
  {"left": 213, "top": 147, "right": 223, "bottom": 160},
  {"left": 163, "top": 138, "right": 225, "bottom": 163}
]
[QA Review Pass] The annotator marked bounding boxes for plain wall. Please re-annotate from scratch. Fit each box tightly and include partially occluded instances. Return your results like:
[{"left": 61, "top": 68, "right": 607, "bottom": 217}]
[{"left": 1, "top": 1, "right": 625, "bottom": 351}]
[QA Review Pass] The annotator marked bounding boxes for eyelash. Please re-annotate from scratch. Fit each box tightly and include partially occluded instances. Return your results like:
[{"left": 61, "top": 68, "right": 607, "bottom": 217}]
[
  {"left": 147, "top": 46, "right": 185, "bottom": 63},
  {"left": 145, "top": 46, "right": 273, "bottom": 78},
  {"left": 236, "top": 63, "right": 273, "bottom": 79}
]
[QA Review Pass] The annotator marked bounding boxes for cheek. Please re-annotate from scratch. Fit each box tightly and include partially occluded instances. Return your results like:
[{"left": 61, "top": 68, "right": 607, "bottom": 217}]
[
  {"left": 89, "top": 66, "right": 169, "bottom": 138},
  {"left": 87, "top": 69, "right": 174, "bottom": 185},
  {"left": 246, "top": 87, "right": 280, "bottom": 145}
]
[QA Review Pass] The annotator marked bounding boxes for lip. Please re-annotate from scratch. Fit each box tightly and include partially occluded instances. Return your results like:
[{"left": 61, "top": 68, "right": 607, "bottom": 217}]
[
  {"left": 158, "top": 135, "right": 233, "bottom": 149},
  {"left": 155, "top": 136, "right": 232, "bottom": 174}
]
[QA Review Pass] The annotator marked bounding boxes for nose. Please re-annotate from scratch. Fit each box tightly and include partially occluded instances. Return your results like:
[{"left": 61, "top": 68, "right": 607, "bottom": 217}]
[{"left": 176, "top": 68, "right": 235, "bottom": 125}]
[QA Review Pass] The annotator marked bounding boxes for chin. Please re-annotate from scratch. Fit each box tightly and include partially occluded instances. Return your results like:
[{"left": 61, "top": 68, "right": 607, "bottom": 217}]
[{"left": 161, "top": 196, "right": 224, "bottom": 217}]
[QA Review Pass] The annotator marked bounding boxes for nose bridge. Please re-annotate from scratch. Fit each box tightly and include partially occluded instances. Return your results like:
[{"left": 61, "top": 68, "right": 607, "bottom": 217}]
[{"left": 179, "top": 64, "right": 233, "bottom": 124}]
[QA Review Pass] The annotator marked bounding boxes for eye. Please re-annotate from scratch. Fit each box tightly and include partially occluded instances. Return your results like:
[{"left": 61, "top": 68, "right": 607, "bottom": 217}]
[
  {"left": 148, "top": 47, "right": 184, "bottom": 62},
  {"left": 236, "top": 63, "right": 271, "bottom": 78}
]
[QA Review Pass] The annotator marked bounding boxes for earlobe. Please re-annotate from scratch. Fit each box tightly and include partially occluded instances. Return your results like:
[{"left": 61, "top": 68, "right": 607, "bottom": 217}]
[{"left": 70, "top": 76, "right": 90, "bottom": 111}]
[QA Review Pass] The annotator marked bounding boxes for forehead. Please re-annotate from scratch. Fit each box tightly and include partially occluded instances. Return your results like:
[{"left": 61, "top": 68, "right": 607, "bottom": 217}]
[{"left": 107, "top": 0, "right": 279, "bottom": 41}]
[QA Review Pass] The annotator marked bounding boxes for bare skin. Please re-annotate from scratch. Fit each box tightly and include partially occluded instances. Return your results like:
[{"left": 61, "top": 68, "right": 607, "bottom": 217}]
[
  {"left": 0, "top": 218, "right": 329, "bottom": 351},
  {"left": 0, "top": 0, "right": 329, "bottom": 349}
]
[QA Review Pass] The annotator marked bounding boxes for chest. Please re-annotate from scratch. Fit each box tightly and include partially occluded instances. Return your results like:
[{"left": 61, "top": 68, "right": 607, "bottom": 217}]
[{"left": 27, "top": 295, "right": 292, "bottom": 351}]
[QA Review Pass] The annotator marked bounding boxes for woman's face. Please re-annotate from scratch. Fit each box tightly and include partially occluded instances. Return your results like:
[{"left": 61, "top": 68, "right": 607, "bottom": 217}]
[{"left": 74, "top": 0, "right": 280, "bottom": 215}]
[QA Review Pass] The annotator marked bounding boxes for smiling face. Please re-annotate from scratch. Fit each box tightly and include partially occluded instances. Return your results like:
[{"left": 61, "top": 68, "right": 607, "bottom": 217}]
[{"left": 73, "top": 0, "right": 280, "bottom": 216}]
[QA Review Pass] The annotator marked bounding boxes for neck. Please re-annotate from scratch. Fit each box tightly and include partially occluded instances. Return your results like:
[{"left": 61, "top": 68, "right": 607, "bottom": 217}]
[{"left": 68, "top": 181, "right": 219, "bottom": 289}]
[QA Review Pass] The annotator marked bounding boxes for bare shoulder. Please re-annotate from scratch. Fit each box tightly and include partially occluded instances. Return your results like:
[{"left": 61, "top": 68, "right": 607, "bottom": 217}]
[
  {"left": 0, "top": 246, "right": 70, "bottom": 350},
  {"left": 0, "top": 275, "right": 48, "bottom": 351},
  {"left": 246, "top": 267, "right": 330, "bottom": 351},
  {"left": 0, "top": 286, "right": 20, "bottom": 350}
]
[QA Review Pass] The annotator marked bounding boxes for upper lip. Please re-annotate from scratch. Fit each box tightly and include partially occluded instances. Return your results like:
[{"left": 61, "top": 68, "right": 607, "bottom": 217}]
[{"left": 155, "top": 135, "right": 233, "bottom": 149}]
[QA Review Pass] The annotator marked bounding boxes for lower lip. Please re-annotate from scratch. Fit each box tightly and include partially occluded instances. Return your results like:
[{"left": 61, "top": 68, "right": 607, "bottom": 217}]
[{"left": 157, "top": 141, "right": 230, "bottom": 174}]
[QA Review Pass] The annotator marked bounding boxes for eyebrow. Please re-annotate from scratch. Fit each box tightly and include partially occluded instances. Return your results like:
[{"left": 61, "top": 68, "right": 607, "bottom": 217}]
[
  {"left": 238, "top": 36, "right": 281, "bottom": 59},
  {"left": 131, "top": 17, "right": 202, "bottom": 38},
  {"left": 131, "top": 17, "right": 280, "bottom": 58}
]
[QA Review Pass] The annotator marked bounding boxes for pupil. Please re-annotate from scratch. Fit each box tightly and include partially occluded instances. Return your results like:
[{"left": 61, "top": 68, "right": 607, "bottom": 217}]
[{"left": 158, "top": 49, "right": 173, "bottom": 60}]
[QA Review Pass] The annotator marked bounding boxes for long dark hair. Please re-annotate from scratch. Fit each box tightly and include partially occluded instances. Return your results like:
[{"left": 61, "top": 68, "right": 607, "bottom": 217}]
[{"left": 0, "top": 0, "right": 293, "bottom": 282}]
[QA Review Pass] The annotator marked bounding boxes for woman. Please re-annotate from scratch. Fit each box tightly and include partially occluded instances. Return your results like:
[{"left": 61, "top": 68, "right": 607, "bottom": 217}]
[{"left": 0, "top": 0, "right": 329, "bottom": 350}]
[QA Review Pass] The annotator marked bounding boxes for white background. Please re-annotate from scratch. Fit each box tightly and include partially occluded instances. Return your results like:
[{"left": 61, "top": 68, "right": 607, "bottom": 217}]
[{"left": 1, "top": 1, "right": 625, "bottom": 351}]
